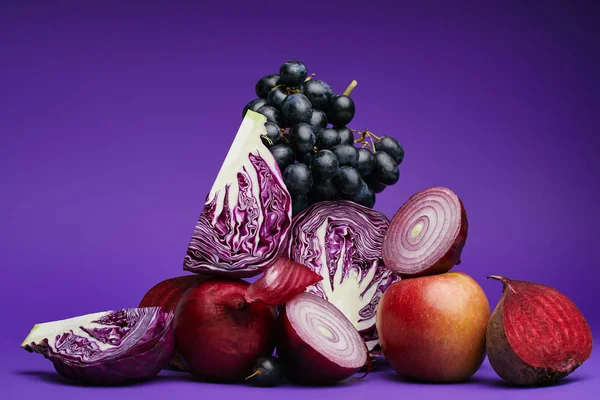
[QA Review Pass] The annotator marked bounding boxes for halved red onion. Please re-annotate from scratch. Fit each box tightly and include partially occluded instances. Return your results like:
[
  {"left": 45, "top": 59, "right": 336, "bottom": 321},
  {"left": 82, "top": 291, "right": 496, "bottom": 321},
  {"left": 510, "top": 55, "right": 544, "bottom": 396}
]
[
  {"left": 245, "top": 257, "right": 323, "bottom": 305},
  {"left": 382, "top": 186, "right": 468, "bottom": 277},
  {"left": 276, "top": 293, "right": 368, "bottom": 385}
]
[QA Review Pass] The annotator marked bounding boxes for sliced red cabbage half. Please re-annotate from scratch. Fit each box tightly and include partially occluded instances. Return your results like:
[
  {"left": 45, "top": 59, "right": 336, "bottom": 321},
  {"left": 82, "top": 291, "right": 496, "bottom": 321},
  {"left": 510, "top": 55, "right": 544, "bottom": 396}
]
[{"left": 287, "top": 200, "right": 398, "bottom": 350}]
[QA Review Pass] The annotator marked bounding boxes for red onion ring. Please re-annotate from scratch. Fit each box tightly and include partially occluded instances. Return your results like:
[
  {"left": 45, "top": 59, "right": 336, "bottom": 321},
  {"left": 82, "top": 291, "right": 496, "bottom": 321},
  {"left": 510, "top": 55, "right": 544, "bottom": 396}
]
[
  {"left": 276, "top": 293, "right": 368, "bottom": 385},
  {"left": 382, "top": 186, "right": 468, "bottom": 277}
]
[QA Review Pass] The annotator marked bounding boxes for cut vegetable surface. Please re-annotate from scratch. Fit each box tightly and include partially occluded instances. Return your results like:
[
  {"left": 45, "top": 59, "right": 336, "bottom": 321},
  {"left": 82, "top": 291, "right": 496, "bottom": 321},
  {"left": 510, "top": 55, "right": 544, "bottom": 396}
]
[
  {"left": 21, "top": 307, "right": 175, "bottom": 385},
  {"left": 382, "top": 186, "right": 468, "bottom": 277},
  {"left": 276, "top": 293, "right": 368, "bottom": 385},
  {"left": 287, "top": 200, "right": 398, "bottom": 350},
  {"left": 184, "top": 111, "right": 292, "bottom": 277},
  {"left": 245, "top": 257, "right": 323, "bottom": 305},
  {"left": 486, "top": 276, "right": 593, "bottom": 386}
]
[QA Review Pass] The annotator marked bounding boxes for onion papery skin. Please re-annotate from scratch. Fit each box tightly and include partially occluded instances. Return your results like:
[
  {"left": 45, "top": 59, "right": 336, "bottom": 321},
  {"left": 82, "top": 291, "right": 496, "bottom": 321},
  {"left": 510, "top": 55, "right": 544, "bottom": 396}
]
[
  {"left": 245, "top": 257, "right": 323, "bottom": 305},
  {"left": 382, "top": 186, "right": 468, "bottom": 278},
  {"left": 276, "top": 293, "right": 368, "bottom": 386}
]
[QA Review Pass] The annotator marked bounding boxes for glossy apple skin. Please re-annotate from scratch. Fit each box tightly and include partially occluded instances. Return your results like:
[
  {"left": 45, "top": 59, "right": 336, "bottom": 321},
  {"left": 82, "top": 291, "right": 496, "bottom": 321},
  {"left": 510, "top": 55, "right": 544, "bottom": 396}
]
[
  {"left": 376, "top": 272, "right": 490, "bottom": 382},
  {"left": 174, "top": 278, "right": 277, "bottom": 382}
]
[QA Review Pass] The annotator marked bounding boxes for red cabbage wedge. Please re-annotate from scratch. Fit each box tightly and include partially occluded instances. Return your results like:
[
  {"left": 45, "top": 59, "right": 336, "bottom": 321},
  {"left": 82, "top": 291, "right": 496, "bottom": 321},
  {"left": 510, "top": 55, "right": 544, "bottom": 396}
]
[
  {"left": 21, "top": 307, "right": 175, "bottom": 385},
  {"left": 276, "top": 293, "right": 368, "bottom": 385},
  {"left": 184, "top": 110, "right": 292, "bottom": 277},
  {"left": 382, "top": 186, "right": 468, "bottom": 277},
  {"left": 287, "top": 200, "right": 398, "bottom": 350}
]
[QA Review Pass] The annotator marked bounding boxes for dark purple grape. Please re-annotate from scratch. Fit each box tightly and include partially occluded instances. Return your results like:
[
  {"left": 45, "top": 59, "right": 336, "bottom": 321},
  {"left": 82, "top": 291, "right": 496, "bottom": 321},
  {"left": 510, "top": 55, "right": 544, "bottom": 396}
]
[
  {"left": 299, "top": 151, "right": 315, "bottom": 165},
  {"left": 316, "top": 128, "right": 341, "bottom": 150},
  {"left": 356, "top": 148, "right": 375, "bottom": 176},
  {"left": 245, "top": 356, "right": 283, "bottom": 387},
  {"left": 334, "top": 126, "right": 354, "bottom": 145},
  {"left": 283, "top": 163, "right": 313, "bottom": 195},
  {"left": 243, "top": 99, "right": 268, "bottom": 118},
  {"left": 332, "top": 144, "right": 359, "bottom": 167},
  {"left": 334, "top": 166, "right": 363, "bottom": 195},
  {"left": 279, "top": 61, "right": 307, "bottom": 87},
  {"left": 281, "top": 93, "right": 312, "bottom": 126},
  {"left": 262, "top": 122, "right": 282, "bottom": 147},
  {"left": 257, "top": 105, "right": 284, "bottom": 126},
  {"left": 366, "top": 178, "right": 387, "bottom": 193},
  {"left": 289, "top": 123, "right": 316, "bottom": 155},
  {"left": 312, "top": 149, "right": 339, "bottom": 181},
  {"left": 373, "top": 151, "right": 399, "bottom": 185},
  {"left": 374, "top": 136, "right": 404, "bottom": 164},
  {"left": 266, "top": 86, "right": 288, "bottom": 110},
  {"left": 345, "top": 181, "right": 375, "bottom": 208},
  {"left": 300, "top": 80, "right": 333, "bottom": 110},
  {"left": 327, "top": 95, "right": 355, "bottom": 126},
  {"left": 270, "top": 144, "right": 295, "bottom": 173},
  {"left": 255, "top": 74, "right": 280, "bottom": 98},
  {"left": 292, "top": 193, "right": 310, "bottom": 217},
  {"left": 311, "top": 179, "right": 339, "bottom": 201},
  {"left": 309, "top": 109, "right": 328, "bottom": 131}
]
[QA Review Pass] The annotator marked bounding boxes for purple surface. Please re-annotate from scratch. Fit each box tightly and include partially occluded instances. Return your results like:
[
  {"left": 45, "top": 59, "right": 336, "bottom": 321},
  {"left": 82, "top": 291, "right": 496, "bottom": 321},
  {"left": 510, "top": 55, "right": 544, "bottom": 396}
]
[{"left": 1, "top": 0, "right": 598, "bottom": 398}]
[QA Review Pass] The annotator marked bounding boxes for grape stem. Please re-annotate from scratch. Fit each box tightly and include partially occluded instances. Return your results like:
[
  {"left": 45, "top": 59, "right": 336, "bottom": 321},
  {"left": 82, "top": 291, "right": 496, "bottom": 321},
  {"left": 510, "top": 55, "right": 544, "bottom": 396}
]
[
  {"left": 271, "top": 84, "right": 300, "bottom": 94},
  {"left": 304, "top": 73, "right": 315, "bottom": 82},
  {"left": 245, "top": 370, "right": 261, "bottom": 380},
  {"left": 365, "top": 129, "right": 381, "bottom": 141},
  {"left": 353, "top": 129, "right": 380, "bottom": 152},
  {"left": 343, "top": 80, "right": 358, "bottom": 96},
  {"left": 261, "top": 135, "right": 273, "bottom": 146}
]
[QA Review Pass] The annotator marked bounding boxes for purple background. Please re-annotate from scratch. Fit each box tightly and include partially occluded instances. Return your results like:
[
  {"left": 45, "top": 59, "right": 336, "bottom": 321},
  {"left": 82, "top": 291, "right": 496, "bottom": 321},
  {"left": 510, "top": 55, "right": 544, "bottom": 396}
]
[{"left": 1, "top": 0, "right": 598, "bottom": 398}]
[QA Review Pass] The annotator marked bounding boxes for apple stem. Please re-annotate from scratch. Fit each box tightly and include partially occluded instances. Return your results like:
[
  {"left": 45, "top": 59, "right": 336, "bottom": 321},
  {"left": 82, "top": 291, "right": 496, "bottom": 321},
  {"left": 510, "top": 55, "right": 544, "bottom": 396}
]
[
  {"left": 245, "top": 370, "right": 261, "bottom": 380},
  {"left": 343, "top": 80, "right": 358, "bottom": 96}
]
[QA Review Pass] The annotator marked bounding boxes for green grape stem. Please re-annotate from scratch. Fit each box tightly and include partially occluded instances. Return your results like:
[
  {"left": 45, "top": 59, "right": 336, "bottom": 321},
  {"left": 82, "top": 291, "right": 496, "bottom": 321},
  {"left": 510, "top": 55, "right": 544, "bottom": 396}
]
[
  {"left": 343, "top": 80, "right": 358, "bottom": 96},
  {"left": 261, "top": 135, "right": 273, "bottom": 146},
  {"left": 353, "top": 129, "right": 380, "bottom": 152},
  {"left": 245, "top": 370, "right": 261, "bottom": 380}
]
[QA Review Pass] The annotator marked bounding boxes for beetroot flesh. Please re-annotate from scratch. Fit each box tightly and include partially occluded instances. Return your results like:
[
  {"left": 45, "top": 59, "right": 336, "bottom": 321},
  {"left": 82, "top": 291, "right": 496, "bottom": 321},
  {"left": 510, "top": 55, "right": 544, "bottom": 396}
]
[
  {"left": 174, "top": 278, "right": 277, "bottom": 383},
  {"left": 139, "top": 275, "right": 209, "bottom": 371},
  {"left": 276, "top": 293, "right": 368, "bottom": 386},
  {"left": 486, "top": 276, "right": 593, "bottom": 386},
  {"left": 245, "top": 257, "right": 323, "bottom": 305},
  {"left": 382, "top": 186, "right": 468, "bottom": 278}
]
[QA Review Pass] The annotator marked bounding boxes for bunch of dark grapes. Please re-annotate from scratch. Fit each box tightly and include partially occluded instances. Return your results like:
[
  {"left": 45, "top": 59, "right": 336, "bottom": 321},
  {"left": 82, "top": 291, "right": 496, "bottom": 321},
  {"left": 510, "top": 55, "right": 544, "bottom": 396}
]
[{"left": 243, "top": 60, "right": 405, "bottom": 216}]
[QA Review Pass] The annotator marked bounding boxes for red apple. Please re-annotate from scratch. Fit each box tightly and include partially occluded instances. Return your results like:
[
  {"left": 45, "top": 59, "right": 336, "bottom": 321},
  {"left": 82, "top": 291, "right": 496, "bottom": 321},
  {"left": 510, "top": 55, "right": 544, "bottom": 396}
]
[
  {"left": 376, "top": 272, "right": 490, "bottom": 382},
  {"left": 174, "top": 277, "right": 277, "bottom": 383},
  {"left": 139, "top": 275, "right": 209, "bottom": 370}
]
